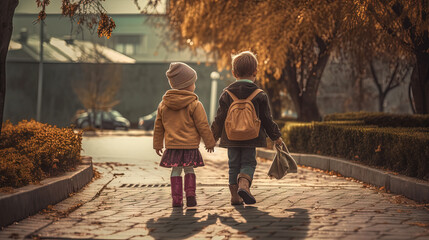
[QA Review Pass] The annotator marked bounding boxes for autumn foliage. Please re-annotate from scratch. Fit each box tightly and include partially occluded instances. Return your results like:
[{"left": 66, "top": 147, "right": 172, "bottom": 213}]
[
  {"left": 164, "top": 0, "right": 351, "bottom": 121},
  {"left": 37, "top": 0, "right": 116, "bottom": 38},
  {"left": 0, "top": 120, "right": 82, "bottom": 188},
  {"left": 29, "top": 0, "right": 429, "bottom": 120},
  {"left": 153, "top": 0, "right": 429, "bottom": 119}
]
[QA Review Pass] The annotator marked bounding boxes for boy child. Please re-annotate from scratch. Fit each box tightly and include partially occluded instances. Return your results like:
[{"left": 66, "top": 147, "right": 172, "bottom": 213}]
[{"left": 211, "top": 51, "right": 283, "bottom": 205}]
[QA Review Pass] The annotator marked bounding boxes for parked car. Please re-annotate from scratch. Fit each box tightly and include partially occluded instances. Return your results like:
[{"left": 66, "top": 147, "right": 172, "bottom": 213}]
[
  {"left": 138, "top": 110, "right": 157, "bottom": 130},
  {"left": 75, "top": 110, "right": 130, "bottom": 130}
]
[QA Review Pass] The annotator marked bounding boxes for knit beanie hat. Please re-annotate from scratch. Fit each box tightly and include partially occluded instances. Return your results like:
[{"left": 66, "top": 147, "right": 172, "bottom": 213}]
[{"left": 166, "top": 62, "right": 197, "bottom": 89}]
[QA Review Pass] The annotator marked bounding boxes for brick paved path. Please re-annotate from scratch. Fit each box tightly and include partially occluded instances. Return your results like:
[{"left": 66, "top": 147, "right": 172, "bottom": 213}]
[{"left": 1, "top": 136, "right": 429, "bottom": 239}]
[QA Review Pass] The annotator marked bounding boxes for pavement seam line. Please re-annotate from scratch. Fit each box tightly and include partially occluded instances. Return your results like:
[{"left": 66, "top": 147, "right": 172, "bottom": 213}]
[{"left": 25, "top": 174, "right": 117, "bottom": 239}]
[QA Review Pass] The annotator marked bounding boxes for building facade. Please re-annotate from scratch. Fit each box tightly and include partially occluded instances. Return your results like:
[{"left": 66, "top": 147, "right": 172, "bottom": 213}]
[{"left": 6, "top": 1, "right": 228, "bottom": 127}]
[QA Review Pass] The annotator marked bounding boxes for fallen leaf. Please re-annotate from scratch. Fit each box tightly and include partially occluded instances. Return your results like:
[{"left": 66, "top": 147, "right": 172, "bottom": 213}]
[
  {"left": 375, "top": 145, "right": 382, "bottom": 152},
  {"left": 409, "top": 222, "right": 429, "bottom": 228}
]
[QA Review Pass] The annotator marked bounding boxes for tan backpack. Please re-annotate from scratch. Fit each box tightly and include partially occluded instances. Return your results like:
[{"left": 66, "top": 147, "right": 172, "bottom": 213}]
[{"left": 224, "top": 89, "right": 263, "bottom": 141}]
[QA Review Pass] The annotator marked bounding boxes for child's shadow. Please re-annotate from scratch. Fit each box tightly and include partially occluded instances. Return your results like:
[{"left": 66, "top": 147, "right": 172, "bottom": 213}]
[
  {"left": 146, "top": 208, "right": 218, "bottom": 239},
  {"left": 219, "top": 206, "right": 310, "bottom": 239}
]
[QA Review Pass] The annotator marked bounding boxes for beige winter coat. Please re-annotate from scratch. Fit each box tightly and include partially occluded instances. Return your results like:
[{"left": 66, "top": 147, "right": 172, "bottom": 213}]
[{"left": 153, "top": 89, "right": 216, "bottom": 150}]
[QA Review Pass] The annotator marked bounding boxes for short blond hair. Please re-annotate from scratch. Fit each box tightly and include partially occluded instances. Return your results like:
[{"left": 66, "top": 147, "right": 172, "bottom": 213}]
[{"left": 231, "top": 51, "right": 258, "bottom": 78}]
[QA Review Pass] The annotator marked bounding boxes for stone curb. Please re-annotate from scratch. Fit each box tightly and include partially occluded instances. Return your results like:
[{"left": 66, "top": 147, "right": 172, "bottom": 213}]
[
  {"left": 0, "top": 156, "right": 93, "bottom": 228},
  {"left": 80, "top": 130, "right": 151, "bottom": 137},
  {"left": 256, "top": 148, "right": 429, "bottom": 203}
]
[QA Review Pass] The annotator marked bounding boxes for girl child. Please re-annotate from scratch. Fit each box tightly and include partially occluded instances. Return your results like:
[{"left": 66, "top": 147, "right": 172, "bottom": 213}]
[{"left": 153, "top": 62, "right": 216, "bottom": 207}]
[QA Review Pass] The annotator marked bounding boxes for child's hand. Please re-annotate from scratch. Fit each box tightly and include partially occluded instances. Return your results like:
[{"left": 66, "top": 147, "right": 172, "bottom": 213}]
[
  {"left": 275, "top": 137, "right": 284, "bottom": 146},
  {"left": 155, "top": 148, "right": 163, "bottom": 156},
  {"left": 206, "top": 147, "right": 214, "bottom": 153}
]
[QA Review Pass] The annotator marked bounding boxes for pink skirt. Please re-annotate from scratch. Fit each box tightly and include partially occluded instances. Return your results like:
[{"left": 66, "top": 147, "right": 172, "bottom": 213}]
[{"left": 160, "top": 149, "right": 204, "bottom": 168}]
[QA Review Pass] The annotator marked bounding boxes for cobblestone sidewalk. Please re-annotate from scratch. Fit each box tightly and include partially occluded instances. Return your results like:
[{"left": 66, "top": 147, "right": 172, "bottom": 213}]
[{"left": 1, "top": 146, "right": 429, "bottom": 239}]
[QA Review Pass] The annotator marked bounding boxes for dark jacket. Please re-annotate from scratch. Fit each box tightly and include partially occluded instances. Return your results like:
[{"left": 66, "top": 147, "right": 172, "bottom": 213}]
[{"left": 211, "top": 80, "right": 281, "bottom": 148}]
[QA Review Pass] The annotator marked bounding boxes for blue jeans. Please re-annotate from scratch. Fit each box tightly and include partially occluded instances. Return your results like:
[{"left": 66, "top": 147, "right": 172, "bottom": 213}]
[{"left": 227, "top": 147, "right": 257, "bottom": 185}]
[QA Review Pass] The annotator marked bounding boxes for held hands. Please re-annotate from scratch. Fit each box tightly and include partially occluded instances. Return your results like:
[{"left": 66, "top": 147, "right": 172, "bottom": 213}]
[
  {"left": 156, "top": 148, "right": 213, "bottom": 155},
  {"left": 275, "top": 137, "right": 284, "bottom": 146},
  {"left": 155, "top": 148, "right": 163, "bottom": 156},
  {"left": 206, "top": 146, "right": 214, "bottom": 153}
]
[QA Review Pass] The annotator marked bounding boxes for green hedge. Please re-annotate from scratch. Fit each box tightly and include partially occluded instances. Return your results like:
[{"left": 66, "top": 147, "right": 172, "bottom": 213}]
[
  {"left": 0, "top": 120, "right": 82, "bottom": 188},
  {"left": 274, "top": 116, "right": 298, "bottom": 131},
  {"left": 282, "top": 122, "right": 429, "bottom": 180},
  {"left": 324, "top": 112, "right": 429, "bottom": 128}
]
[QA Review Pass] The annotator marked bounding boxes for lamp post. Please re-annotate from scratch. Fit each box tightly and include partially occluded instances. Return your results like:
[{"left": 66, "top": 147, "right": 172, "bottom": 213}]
[
  {"left": 36, "top": 20, "right": 44, "bottom": 122},
  {"left": 209, "top": 71, "right": 220, "bottom": 123}
]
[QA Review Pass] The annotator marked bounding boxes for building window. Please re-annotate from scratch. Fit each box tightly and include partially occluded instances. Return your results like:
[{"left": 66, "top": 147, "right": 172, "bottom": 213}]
[
  {"left": 115, "top": 43, "right": 136, "bottom": 55},
  {"left": 113, "top": 35, "right": 144, "bottom": 55}
]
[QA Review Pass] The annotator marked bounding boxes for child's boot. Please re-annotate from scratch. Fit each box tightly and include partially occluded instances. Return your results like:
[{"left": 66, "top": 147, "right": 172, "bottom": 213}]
[
  {"left": 229, "top": 184, "right": 243, "bottom": 205},
  {"left": 171, "top": 176, "right": 183, "bottom": 207},
  {"left": 184, "top": 173, "right": 197, "bottom": 207},
  {"left": 237, "top": 173, "right": 256, "bottom": 204}
]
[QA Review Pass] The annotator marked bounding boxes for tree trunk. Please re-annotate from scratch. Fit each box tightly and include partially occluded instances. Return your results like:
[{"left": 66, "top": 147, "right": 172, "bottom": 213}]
[
  {"left": 0, "top": 0, "right": 18, "bottom": 134},
  {"left": 89, "top": 111, "right": 94, "bottom": 128},
  {"left": 410, "top": 52, "right": 429, "bottom": 114},
  {"left": 264, "top": 85, "right": 282, "bottom": 119},
  {"left": 263, "top": 74, "right": 283, "bottom": 120},
  {"left": 378, "top": 93, "right": 385, "bottom": 112},
  {"left": 281, "top": 64, "right": 323, "bottom": 122},
  {"left": 356, "top": 77, "right": 364, "bottom": 111},
  {"left": 280, "top": 39, "right": 329, "bottom": 122},
  {"left": 408, "top": 81, "right": 416, "bottom": 113},
  {"left": 299, "top": 92, "right": 321, "bottom": 122}
]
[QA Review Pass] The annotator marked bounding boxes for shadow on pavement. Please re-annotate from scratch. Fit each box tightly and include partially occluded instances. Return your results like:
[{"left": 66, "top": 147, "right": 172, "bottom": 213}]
[
  {"left": 146, "top": 206, "right": 309, "bottom": 239},
  {"left": 146, "top": 208, "right": 218, "bottom": 239},
  {"left": 219, "top": 206, "right": 310, "bottom": 239}
]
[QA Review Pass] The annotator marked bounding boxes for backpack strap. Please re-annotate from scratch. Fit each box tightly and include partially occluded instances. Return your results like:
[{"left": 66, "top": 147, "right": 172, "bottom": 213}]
[
  {"left": 246, "top": 89, "right": 263, "bottom": 101},
  {"left": 225, "top": 90, "right": 238, "bottom": 101}
]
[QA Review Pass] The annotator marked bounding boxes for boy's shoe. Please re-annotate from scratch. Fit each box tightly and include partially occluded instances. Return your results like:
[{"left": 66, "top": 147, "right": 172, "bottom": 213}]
[
  {"left": 171, "top": 176, "right": 183, "bottom": 207},
  {"left": 237, "top": 173, "right": 256, "bottom": 204},
  {"left": 229, "top": 184, "right": 243, "bottom": 205},
  {"left": 184, "top": 173, "right": 197, "bottom": 207}
]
